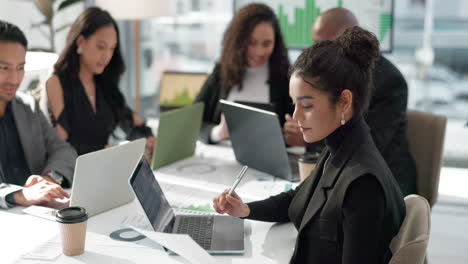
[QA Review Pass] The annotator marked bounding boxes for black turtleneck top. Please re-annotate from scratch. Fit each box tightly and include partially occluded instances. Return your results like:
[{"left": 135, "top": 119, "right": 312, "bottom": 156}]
[
  {"left": 325, "top": 116, "right": 360, "bottom": 155},
  {"left": 247, "top": 116, "right": 390, "bottom": 264},
  {"left": 324, "top": 117, "right": 388, "bottom": 262}
]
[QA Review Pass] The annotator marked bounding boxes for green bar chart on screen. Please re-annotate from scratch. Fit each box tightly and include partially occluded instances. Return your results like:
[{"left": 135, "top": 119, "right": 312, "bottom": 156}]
[{"left": 235, "top": 0, "right": 394, "bottom": 51}]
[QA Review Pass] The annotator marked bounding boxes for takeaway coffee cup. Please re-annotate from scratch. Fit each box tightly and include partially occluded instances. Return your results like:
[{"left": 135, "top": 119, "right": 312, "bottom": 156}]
[
  {"left": 56, "top": 206, "right": 88, "bottom": 256},
  {"left": 298, "top": 152, "right": 320, "bottom": 181}
]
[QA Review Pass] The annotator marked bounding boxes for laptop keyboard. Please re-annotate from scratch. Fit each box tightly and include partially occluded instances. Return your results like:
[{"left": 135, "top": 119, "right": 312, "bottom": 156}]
[{"left": 175, "top": 215, "right": 214, "bottom": 250}]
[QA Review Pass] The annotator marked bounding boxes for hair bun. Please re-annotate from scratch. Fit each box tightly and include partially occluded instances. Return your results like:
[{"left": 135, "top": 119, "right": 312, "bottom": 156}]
[{"left": 336, "top": 26, "right": 380, "bottom": 71}]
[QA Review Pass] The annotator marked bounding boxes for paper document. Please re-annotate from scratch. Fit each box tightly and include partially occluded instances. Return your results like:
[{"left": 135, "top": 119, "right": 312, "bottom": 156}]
[
  {"left": 130, "top": 226, "right": 216, "bottom": 264},
  {"left": 22, "top": 205, "right": 57, "bottom": 221},
  {"left": 173, "top": 208, "right": 216, "bottom": 216},
  {"left": 18, "top": 235, "right": 61, "bottom": 261}
]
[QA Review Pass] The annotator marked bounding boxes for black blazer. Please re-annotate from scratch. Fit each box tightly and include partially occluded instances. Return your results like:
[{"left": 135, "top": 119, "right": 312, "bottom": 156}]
[
  {"left": 367, "top": 55, "right": 417, "bottom": 196},
  {"left": 307, "top": 55, "right": 417, "bottom": 196},
  {"left": 247, "top": 118, "right": 405, "bottom": 264},
  {"left": 195, "top": 64, "right": 292, "bottom": 143}
]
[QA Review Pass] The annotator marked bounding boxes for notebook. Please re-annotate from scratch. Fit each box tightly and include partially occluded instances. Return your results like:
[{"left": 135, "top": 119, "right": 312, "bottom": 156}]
[{"left": 129, "top": 158, "right": 245, "bottom": 254}]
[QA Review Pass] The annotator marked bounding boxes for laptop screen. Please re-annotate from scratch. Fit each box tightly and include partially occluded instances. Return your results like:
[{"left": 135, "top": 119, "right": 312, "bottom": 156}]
[
  {"left": 130, "top": 159, "right": 176, "bottom": 233},
  {"left": 158, "top": 71, "right": 208, "bottom": 107}
]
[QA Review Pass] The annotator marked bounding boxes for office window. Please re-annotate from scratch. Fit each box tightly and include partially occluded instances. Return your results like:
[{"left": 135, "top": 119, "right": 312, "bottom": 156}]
[
  {"left": 389, "top": 0, "right": 468, "bottom": 167},
  {"left": 118, "top": 0, "right": 233, "bottom": 116},
  {"left": 117, "top": 0, "right": 468, "bottom": 167}
]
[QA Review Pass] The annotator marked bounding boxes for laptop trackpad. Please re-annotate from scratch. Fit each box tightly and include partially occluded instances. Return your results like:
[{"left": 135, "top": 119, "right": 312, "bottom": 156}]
[{"left": 211, "top": 216, "right": 244, "bottom": 252}]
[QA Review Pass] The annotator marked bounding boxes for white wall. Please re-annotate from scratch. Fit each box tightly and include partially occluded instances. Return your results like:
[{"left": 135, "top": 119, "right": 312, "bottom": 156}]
[{"left": 0, "top": 0, "right": 84, "bottom": 53}]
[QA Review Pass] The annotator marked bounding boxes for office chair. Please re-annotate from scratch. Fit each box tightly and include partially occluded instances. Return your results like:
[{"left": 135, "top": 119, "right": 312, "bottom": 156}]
[
  {"left": 389, "top": 194, "right": 431, "bottom": 264},
  {"left": 406, "top": 110, "right": 447, "bottom": 207}
]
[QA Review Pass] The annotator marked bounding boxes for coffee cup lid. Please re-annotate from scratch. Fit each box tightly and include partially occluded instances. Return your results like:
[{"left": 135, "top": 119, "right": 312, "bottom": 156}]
[{"left": 56, "top": 206, "right": 88, "bottom": 224}]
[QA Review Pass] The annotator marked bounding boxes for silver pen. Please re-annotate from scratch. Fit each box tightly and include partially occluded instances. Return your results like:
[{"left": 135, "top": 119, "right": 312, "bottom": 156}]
[{"left": 228, "top": 166, "right": 249, "bottom": 196}]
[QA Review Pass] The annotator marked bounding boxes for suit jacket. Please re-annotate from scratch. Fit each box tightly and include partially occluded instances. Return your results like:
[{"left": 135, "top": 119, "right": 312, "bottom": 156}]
[
  {"left": 307, "top": 55, "right": 417, "bottom": 196},
  {"left": 195, "top": 64, "right": 293, "bottom": 143},
  {"left": 247, "top": 118, "right": 405, "bottom": 263},
  {"left": 366, "top": 55, "right": 417, "bottom": 196},
  {"left": 0, "top": 92, "right": 77, "bottom": 208}
]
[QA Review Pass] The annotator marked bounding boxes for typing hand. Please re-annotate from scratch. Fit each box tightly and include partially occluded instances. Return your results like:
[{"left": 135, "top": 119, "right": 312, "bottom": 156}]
[
  {"left": 14, "top": 177, "right": 70, "bottom": 208},
  {"left": 213, "top": 189, "right": 250, "bottom": 218},
  {"left": 283, "top": 114, "right": 306, "bottom": 146},
  {"left": 24, "top": 175, "right": 50, "bottom": 187}
]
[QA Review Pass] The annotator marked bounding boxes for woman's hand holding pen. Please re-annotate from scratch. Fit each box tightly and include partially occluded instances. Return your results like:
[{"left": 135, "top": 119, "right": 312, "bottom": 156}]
[{"left": 213, "top": 189, "right": 250, "bottom": 218}]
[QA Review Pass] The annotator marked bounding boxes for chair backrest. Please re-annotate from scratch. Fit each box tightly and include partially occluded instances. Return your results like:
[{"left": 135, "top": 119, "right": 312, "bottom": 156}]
[
  {"left": 389, "top": 194, "right": 431, "bottom": 264},
  {"left": 406, "top": 110, "right": 447, "bottom": 207}
]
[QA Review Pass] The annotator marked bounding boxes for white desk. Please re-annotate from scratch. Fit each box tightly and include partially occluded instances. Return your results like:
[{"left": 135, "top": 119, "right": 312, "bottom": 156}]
[
  {"left": 2, "top": 142, "right": 298, "bottom": 264},
  {"left": 3, "top": 141, "right": 467, "bottom": 263}
]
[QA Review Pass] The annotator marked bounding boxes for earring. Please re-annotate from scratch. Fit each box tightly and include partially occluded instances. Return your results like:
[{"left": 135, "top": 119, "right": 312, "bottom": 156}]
[
  {"left": 77, "top": 46, "right": 82, "bottom": 54},
  {"left": 341, "top": 112, "right": 345, "bottom": 125}
]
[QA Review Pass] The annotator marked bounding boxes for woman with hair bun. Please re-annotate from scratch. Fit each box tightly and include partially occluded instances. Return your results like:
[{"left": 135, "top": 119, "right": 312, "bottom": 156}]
[{"left": 213, "top": 26, "right": 405, "bottom": 263}]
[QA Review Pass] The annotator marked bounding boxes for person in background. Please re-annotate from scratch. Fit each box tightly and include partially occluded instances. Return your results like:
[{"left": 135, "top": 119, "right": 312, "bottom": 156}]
[
  {"left": 213, "top": 27, "right": 405, "bottom": 263},
  {"left": 0, "top": 20, "right": 76, "bottom": 209},
  {"left": 42, "top": 7, "right": 154, "bottom": 156},
  {"left": 195, "top": 3, "right": 292, "bottom": 144},
  {"left": 283, "top": 7, "right": 417, "bottom": 196}
]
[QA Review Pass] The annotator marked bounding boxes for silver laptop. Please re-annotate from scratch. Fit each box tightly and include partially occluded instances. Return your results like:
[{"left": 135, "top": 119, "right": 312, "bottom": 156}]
[
  {"left": 220, "top": 100, "right": 300, "bottom": 182},
  {"left": 129, "top": 158, "right": 245, "bottom": 254},
  {"left": 70, "top": 139, "right": 146, "bottom": 217}
]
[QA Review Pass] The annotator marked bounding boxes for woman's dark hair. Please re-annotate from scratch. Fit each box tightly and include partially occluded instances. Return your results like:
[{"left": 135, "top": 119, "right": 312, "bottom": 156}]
[
  {"left": 289, "top": 26, "right": 379, "bottom": 116},
  {"left": 54, "top": 7, "right": 126, "bottom": 127},
  {"left": 0, "top": 20, "right": 28, "bottom": 48},
  {"left": 220, "top": 3, "right": 290, "bottom": 90}
]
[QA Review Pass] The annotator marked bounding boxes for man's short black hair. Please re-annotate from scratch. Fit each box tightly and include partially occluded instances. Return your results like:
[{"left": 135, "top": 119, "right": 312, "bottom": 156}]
[{"left": 0, "top": 20, "right": 28, "bottom": 48}]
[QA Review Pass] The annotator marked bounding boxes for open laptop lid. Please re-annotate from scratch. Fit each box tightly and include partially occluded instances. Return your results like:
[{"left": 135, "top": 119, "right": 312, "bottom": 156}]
[
  {"left": 233, "top": 101, "right": 276, "bottom": 113},
  {"left": 151, "top": 102, "right": 204, "bottom": 170},
  {"left": 130, "top": 158, "right": 176, "bottom": 233},
  {"left": 220, "top": 100, "right": 295, "bottom": 181},
  {"left": 70, "top": 139, "right": 146, "bottom": 217},
  {"left": 158, "top": 71, "right": 208, "bottom": 111},
  {"left": 131, "top": 157, "right": 246, "bottom": 254}
]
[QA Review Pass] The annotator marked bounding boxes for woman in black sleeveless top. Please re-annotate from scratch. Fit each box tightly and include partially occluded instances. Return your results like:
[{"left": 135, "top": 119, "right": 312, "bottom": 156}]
[{"left": 43, "top": 7, "right": 154, "bottom": 156}]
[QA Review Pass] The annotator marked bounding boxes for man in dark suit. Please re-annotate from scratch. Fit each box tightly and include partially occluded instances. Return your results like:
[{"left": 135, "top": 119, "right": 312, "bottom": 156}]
[
  {"left": 0, "top": 20, "right": 77, "bottom": 209},
  {"left": 284, "top": 8, "right": 417, "bottom": 196}
]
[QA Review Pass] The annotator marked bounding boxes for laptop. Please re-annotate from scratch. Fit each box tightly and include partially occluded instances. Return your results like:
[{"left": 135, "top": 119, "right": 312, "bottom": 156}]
[
  {"left": 220, "top": 100, "right": 300, "bottom": 182},
  {"left": 151, "top": 102, "right": 204, "bottom": 170},
  {"left": 130, "top": 158, "right": 245, "bottom": 254},
  {"left": 70, "top": 139, "right": 146, "bottom": 217},
  {"left": 158, "top": 71, "right": 208, "bottom": 112},
  {"left": 234, "top": 100, "right": 275, "bottom": 113}
]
